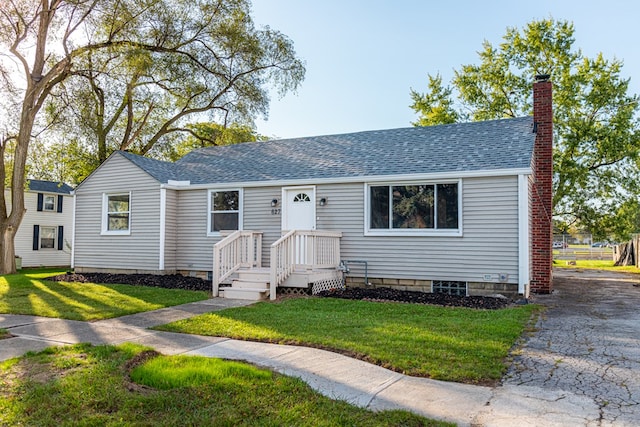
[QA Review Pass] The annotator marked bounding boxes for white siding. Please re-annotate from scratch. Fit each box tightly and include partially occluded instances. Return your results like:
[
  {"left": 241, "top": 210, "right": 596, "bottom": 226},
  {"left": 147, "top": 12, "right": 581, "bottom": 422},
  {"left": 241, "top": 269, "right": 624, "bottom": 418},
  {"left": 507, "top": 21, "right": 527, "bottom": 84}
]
[
  {"left": 163, "top": 189, "right": 178, "bottom": 271},
  {"left": 11, "top": 191, "right": 73, "bottom": 267},
  {"left": 314, "top": 176, "right": 520, "bottom": 284},
  {"left": 175, "top": 186, "right": 283, "bottom": 271},
  {"left": 168, "top": 176, "right": 520, "bottom": 283},
  {"left": 74, "top": 154, "right": 162, "bottom": 271},
  {"left": 76, "top": 165, "right": 520, "bottom": 280},
  {"left": 243, "top": 187, "right": 285, "bottom": 265},
  {"left": 175, "top": 189, "right": 212, "bottom": 270},
  {"left": 170, "top": 177, "right": 520, "bottom": 284}
]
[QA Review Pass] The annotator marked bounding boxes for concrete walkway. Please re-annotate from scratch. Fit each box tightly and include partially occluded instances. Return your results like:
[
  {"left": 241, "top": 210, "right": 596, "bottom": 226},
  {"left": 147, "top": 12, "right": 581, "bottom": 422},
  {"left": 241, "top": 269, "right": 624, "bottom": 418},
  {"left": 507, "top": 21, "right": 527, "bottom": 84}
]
[{"left": 2, "top": 269, "right": 640, "bottom": 426}]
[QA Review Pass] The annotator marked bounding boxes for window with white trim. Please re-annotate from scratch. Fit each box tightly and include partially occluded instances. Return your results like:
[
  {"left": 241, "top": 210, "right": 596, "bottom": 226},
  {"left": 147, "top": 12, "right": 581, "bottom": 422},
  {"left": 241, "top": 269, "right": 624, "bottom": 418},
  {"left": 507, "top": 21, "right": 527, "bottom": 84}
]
[
  {"left": 209, "top": 190, "right": 240, "bottom": 234},
  {"left": 43, "top": 195, "right": 56, "bottom": 211},
  {"left": 102, "top": 193, "right": 131, "bottom": 234},
  {"left": 367, "top": 181, "right": 460, "bottom": 234},
  {"left": 39, "top": 226, "right": 56, "bottom": 249}
]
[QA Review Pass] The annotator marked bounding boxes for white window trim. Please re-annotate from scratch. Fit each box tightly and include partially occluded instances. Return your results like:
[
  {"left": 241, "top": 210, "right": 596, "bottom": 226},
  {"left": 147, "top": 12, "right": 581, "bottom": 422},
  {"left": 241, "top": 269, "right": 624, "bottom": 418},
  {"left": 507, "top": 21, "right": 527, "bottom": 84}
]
[
  {"left": 207, "top": 188, "right": 243, "bottom": 237},
  {"left": 101, "top": 192, "right": 132, "bottom": 236},
  {"left": 39, "top": 225, "right": 57, "bottom": 250},
  {"left": 43, "top": 194, "right": 56, "bottom": 211},
  {"left": 364, "top": 180, "right": 463, "bottom": 237}
]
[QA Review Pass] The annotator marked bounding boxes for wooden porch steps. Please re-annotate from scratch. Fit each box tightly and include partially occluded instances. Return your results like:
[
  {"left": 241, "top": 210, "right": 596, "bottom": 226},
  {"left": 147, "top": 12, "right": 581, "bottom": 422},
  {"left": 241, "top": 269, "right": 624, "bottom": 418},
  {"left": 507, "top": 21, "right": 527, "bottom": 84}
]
[
  {"left": 220, "top": 267, "right": 270, "bottom": 301},
  {"left": 219, "top": 266, "right": 343, "bottom": 300}
]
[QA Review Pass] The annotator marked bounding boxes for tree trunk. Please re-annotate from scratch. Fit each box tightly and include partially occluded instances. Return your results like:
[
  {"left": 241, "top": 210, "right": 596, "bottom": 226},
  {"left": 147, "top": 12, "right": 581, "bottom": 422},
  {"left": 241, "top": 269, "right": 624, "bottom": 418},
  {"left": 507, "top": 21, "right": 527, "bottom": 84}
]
[{"left": 0, "top": 224, "right": 18, "bottom": 274}]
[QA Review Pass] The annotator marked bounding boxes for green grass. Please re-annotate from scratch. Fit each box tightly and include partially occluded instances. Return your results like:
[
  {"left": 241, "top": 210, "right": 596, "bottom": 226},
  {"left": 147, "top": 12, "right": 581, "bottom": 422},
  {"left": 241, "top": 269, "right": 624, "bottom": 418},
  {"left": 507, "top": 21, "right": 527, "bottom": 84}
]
[
  {"left": 0, "top": 328, "right": 10, "bottom": 339},
  {"left": 0, "top": 268, "right": 209, "bottom": 321},
  {"left": 554, "top": 259, "right": 640, "bottom": 273},
  {"left": 156, "top": 297, "right": 539, "bottom": 384},
  {"left": 0, "top": 344, "right": 449, "bottom": 426}
]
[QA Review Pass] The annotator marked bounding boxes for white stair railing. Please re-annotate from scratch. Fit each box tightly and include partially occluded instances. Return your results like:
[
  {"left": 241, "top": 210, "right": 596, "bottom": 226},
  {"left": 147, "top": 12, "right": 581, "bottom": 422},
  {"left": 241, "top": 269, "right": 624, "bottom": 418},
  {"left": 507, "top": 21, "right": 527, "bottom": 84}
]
[
  {"left": 213, "top": 231, "right": 263, "bottom": 296},
  {"left": 269, "top": 230, "right": 342, "bottom": 300},
  {"left": 270, "top": 230, "right": 296, "bottom": 301}
]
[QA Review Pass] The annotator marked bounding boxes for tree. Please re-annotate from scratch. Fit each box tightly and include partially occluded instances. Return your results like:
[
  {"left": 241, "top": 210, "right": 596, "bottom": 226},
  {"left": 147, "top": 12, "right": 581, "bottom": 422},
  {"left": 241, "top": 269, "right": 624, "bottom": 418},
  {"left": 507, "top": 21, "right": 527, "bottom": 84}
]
[
  {"left": 409, "top": 74, "right": 459, "bottom": 126},
  {"left": 160, "top": 122, "right": 266, "bottom": 162},
  {"left": 410, "top": 19, "right": 640, "bottom": 239},
  {"left": 0, "top": 0, "right": 304, "bottom": 273},
  {"left": 43, "top": 0, "right": 304, "bottom": 164}
]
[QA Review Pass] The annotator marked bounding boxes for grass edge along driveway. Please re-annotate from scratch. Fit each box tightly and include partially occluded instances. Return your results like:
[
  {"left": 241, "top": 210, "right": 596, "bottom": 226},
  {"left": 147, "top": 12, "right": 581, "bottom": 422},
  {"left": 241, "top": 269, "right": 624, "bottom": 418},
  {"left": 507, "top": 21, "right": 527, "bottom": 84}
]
[{"left": 156, "top": 297, "right": 540, "bottom": 384}]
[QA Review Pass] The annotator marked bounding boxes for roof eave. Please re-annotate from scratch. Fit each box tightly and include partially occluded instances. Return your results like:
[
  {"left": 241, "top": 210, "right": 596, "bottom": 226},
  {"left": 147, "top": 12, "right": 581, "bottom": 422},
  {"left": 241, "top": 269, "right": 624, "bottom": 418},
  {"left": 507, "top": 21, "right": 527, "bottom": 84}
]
[{"left": 161, "top": 167, "right": 533, "bottom": 190}]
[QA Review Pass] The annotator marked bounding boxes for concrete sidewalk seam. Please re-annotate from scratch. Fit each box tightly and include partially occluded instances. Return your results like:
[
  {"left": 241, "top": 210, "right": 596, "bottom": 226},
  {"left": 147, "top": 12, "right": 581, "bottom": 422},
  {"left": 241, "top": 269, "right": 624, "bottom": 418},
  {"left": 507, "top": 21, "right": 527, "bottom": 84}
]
[{"left": 364, "top": 375, "right": 403, "bottom": 409}]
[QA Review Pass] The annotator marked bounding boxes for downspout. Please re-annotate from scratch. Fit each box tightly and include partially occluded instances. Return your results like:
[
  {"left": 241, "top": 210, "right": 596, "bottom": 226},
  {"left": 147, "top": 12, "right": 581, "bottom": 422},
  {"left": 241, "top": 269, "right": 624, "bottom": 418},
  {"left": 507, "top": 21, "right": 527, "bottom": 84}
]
[
  {"left": 159, "top": 187, "right": 166, "bottom": 271},
  {"left": 517, "top": 174, "right": 530, "bottom": 297},
  {"left": 70, "top": 191, "right": 76, "bottom": 269}
]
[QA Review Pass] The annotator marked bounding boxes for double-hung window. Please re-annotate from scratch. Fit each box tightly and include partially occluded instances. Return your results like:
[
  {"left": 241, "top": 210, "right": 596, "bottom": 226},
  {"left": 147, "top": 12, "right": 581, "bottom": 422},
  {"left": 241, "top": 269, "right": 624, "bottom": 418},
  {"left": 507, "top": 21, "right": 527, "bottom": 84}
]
[
  {"left": 33, "top": 225, "right": 63, "bottom": 251},
  {"left": 208, "top": 190, "right": 241, "bottom": 235},
  {"left": 43, "top": 195, "right": 56, "bottom": 211},
  {"left": 102, "top": 193, "right": 131, "bottom": 235},
  {"left": 39, "top": 226, "right": 56, "bottom": 249},
  {"left": 367, "top": 181, "right": 461, "bottom": 235},
  {"left": 37, "top": 193, "right": 63, "bottom": 212}
]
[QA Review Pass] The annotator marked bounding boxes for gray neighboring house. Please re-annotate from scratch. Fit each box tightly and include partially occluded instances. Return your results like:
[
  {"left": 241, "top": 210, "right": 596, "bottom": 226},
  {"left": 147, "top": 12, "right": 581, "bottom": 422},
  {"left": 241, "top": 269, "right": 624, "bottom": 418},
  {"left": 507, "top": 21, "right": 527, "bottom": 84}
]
[
  {"left": 72, "top": 78, "right": 554, "bottom": 301},
  {"left": 9, "top": 179, "right": 74, "bottom": 268}
]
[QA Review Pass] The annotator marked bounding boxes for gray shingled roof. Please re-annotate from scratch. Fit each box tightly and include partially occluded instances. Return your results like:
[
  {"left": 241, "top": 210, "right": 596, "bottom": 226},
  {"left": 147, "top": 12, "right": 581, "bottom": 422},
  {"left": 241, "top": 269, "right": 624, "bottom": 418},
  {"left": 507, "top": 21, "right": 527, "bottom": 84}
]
[
  {"left": 27, "top": 179, "right": 73, "bottom": 194},
  {"left": 176, "top": 117, "right": 535, "bottom": 184},
  {"left": 119, "top": 117, "right": 535, "bottom": 185},
  {"left": 118, "top": 151, "right": 183, "bottom": 183}
]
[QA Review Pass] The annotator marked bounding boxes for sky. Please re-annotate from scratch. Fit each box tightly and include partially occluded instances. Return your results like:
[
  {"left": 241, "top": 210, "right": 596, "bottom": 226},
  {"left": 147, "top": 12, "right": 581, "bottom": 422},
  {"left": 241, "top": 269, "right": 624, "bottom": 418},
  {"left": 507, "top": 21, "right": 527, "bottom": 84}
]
[{"left": 250, "top": 0, "right": 640, "bottom": 139}]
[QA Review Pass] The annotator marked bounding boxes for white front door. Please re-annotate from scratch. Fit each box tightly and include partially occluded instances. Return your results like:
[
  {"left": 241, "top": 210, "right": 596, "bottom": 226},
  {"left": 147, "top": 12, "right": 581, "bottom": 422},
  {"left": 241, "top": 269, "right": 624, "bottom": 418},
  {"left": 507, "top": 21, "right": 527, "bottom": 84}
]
[{"left": 282, "top": 186, "right": 316, "bottom": 231}]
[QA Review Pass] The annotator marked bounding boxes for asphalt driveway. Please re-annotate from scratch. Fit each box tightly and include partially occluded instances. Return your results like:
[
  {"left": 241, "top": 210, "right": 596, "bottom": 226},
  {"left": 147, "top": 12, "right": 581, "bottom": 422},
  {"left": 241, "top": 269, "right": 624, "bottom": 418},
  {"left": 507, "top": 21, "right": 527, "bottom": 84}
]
[{"left": 503, "top": 267, "right": 640, "bottom": 426}]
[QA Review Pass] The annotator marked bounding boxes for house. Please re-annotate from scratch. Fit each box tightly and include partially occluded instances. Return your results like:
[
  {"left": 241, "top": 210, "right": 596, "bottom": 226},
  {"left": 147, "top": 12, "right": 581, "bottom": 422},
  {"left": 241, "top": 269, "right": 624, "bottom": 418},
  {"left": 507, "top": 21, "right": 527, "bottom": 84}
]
[
  {"left": 10, "top": 179, "right": 74, "bottom": 268},
  {"left": 72, "top": 76, "right": 553, "bottom": 300}
]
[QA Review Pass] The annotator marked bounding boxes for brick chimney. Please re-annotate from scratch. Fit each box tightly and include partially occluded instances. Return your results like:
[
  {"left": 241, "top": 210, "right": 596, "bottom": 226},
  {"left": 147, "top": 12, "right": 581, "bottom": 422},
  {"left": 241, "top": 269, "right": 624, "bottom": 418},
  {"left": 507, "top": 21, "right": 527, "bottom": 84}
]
[{"left": 530, "top": 75, "right": 553, "bottom": 293}]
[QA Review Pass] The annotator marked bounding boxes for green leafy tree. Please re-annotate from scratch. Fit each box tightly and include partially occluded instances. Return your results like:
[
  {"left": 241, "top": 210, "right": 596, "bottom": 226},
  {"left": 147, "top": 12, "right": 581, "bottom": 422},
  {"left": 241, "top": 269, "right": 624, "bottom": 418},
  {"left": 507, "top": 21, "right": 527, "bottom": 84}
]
[
  {"left": 410, "top": 19, "right": 640, "bottom": 239},
  {"left": 160, "top": 122, "right": 266, "bottom": 161},
  {"left": 45, "top": 0, "right": 304, "bottom": 165},
  {"left": 409, "top": 74, "right": 459, "bottom": 126},
  {"left": 0, "top": 0, "right": 304, "bottom": 273}
]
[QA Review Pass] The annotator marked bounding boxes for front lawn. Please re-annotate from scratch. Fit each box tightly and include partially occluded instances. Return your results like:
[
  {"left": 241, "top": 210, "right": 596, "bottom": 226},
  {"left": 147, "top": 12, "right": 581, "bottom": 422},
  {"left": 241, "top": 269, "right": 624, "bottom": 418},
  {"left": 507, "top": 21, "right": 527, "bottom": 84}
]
[
  {"left": 0, "top": 269, "right": 209, "bottom": 321},
  {"left": 156, "top": 297, "right": 539, "bottom": 384},
  {"left": 0, "top": 343, "right": 448, "bottom": 426}
]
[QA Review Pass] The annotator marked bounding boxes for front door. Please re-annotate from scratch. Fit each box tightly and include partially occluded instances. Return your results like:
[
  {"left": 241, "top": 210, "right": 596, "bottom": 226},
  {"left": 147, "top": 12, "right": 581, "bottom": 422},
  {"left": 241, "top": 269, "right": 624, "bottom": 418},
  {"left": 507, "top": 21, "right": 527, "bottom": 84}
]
[{"left": 282, "top": 186, "right": 316, "bottom": 231}]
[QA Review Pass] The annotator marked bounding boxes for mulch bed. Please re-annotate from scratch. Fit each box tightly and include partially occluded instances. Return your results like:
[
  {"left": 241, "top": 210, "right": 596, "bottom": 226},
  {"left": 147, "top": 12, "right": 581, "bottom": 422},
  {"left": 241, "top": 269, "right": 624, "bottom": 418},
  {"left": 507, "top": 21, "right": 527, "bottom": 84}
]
[
  {"left": 48, "top": 273, "right": 211, "bottom": 292},
  {"left": 317, "top": 287, "right": 511, "bottom": 310},
  {"left": 49, "top": 273, "right": 513, "bottom": 309}
]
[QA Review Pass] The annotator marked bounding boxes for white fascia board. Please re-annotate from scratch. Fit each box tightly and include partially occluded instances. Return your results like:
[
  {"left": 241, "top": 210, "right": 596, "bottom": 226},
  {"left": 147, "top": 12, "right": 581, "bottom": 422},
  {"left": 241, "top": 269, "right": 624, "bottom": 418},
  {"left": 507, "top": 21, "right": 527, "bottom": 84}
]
[
  {"left": 161, "top": 167, "right": 532, "bottom": 191},
  {"left": 167, "top": 180, "right": 191, "bottom": 186}
]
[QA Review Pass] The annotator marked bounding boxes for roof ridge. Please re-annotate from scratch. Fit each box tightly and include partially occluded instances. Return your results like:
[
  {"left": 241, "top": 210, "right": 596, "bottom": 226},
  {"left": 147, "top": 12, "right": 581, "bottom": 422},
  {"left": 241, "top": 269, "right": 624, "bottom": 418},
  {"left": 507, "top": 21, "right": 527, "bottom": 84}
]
[{"left": 173, "top": 116, "right": 535, "bottom": 185}]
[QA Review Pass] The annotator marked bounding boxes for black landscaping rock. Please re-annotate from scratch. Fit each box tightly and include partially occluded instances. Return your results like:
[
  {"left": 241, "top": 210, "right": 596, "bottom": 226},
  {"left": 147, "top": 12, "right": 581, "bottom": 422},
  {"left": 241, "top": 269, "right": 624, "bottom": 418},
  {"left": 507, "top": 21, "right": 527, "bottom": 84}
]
[
  {"left": 49, "top": 273, "right": 511, "bottom": 309},
  {"left": 48, "top": 272, "right": 211, "bottom": 292},
  {"left": 317, "top": 287, "right": 510, "bottom": 310}
]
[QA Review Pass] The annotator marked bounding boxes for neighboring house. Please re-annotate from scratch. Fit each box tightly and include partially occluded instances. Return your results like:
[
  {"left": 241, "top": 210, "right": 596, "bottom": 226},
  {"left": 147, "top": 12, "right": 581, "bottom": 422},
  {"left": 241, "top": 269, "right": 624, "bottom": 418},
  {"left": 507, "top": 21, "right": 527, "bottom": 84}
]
[
  {"left": 72, "top": 77, "right": 553, "bottom": 300},
  {"left": 10, "top": 179, "right": 74, "bottom": 268}
]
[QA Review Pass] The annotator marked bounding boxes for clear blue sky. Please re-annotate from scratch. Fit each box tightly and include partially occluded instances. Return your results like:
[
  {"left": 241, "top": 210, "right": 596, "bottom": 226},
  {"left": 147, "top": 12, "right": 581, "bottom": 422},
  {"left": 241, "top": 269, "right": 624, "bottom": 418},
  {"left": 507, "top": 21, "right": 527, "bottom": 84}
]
[{"left": 250, "top": 0, "right": 639, "bottom": 139}]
